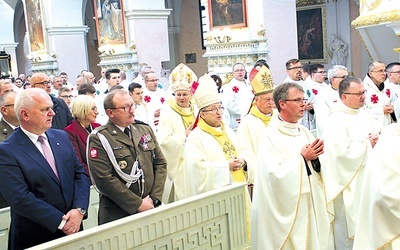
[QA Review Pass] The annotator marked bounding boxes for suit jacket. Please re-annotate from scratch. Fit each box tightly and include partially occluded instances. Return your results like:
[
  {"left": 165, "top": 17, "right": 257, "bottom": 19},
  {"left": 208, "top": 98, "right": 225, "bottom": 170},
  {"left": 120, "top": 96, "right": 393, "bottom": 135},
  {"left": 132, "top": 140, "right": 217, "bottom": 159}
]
[
  {"left": 50, "top": 95, "right": 74, "bottom": 130},
  {"left": 64, "top": 119, "right": 101, "bottom": 175},
  {"left": 0, "top": 118, "right": 14, "bottom": 208},
  {"left": 0, "top": 128, "right": 90, "bottom": 250},
  {"left": 87, "top": 121, "right": 167, "bottom": 225}
]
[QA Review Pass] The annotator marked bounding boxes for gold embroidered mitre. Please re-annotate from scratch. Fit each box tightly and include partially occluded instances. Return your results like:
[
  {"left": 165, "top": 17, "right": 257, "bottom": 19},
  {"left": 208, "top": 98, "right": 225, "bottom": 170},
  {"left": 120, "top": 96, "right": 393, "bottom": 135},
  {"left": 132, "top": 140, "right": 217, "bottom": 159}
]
[
  {"left": 169, "top": 63, "right": 197, "bottom": 92},
  {"left": 250, "top": 65, "right": 274, "bottom": 96},
  {"left": 192, "top": 74, "right": 220, "bottom": 110}
]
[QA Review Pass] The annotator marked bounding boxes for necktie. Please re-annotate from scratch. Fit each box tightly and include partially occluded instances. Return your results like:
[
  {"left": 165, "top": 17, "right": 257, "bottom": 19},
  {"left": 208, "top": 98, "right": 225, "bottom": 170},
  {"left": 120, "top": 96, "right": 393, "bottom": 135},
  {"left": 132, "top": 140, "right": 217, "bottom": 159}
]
[
  {"left": 38, "top": 136, "right": 59, "bottom": 179},
  {"left": 124, "top": 127, "right": 131, "bottom": 138}
]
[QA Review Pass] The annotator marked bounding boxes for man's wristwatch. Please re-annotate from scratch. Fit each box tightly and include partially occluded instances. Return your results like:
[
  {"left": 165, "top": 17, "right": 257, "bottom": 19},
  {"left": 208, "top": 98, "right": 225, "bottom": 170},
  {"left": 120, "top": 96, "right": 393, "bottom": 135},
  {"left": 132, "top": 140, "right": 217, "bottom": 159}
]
[
  {"left": 151, "top": 197, "right": 162, "bottom": 208},
  {"left": 76, "top": 207, "right": 87, "bottom": 216}
]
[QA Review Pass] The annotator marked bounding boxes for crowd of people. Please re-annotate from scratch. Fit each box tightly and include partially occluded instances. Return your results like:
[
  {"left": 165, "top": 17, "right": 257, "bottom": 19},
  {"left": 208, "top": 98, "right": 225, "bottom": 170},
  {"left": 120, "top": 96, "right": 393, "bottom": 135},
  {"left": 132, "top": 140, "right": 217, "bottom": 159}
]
[{"left": 0, "top": 58, "right": 399, "bottom": 249}]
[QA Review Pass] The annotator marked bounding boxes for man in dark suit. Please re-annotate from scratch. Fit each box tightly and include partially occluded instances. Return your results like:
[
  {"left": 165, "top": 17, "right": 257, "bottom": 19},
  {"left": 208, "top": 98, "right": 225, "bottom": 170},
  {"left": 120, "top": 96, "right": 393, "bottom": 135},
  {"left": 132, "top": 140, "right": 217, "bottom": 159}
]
[
  {"left": 31, "top": 72, "right": 73, "bottom": 129},
  {"left": 88, "top": 89, "right": 166, "bottom": 225},
  {"left": 0, "top": 88, "right": 90, "bottom": 249},
  {"left": 0, "top": 91, "right": 19, "bottom": 208}
]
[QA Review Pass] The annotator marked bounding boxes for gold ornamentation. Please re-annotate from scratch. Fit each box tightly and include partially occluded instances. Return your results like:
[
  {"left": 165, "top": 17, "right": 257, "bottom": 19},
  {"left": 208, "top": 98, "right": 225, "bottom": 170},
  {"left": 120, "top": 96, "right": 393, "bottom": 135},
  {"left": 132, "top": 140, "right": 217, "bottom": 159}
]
[
  {"left": 360, "top": 0, "right": 382, "bottom": 12},
  {"left": 296, "top": 0, "right": 325, "bottom": 8},
  {"left": 118, "top": 160, "right": 127, "bottom": 170},
  {"left": 352, "top": 11, "right": 400, "bottom": 28},
  {"left": 223, "top": 73, "right": 233, "bottom": 85}
]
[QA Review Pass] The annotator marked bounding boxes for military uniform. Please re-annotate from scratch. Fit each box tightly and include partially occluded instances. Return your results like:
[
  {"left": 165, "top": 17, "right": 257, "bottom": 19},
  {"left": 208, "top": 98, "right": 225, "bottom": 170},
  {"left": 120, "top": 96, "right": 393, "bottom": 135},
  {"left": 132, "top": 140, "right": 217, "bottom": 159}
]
[
  {"left": 0, "top": 118, "right": 15, "bottom": 208},
  {"left": 0, "top": 118, "right": 14, "bottom": 142},
  {"left": 87, "top": 120, "right": 167, "bottom": 225}
]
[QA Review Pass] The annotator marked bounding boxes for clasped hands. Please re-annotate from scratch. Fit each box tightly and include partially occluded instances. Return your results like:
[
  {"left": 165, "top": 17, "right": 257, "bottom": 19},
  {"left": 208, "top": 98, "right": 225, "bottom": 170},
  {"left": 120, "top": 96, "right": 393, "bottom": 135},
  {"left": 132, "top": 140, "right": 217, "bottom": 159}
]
[
  {"left": 229, "top": 158, "right": 246, "bottom": 171},
  {"left": 61, "top": 209, "right": 84, "bottom": 235},
  {"left": 301, "top": 138, "right": 324, "bottom": 161}
]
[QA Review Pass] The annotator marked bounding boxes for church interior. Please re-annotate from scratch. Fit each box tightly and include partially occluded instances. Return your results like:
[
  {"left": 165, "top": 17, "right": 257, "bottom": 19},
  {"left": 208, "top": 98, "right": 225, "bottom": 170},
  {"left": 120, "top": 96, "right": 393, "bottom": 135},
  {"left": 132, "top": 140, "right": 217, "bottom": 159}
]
[{"left": 0, "top": 0, "right": 400, "bottom": 249}]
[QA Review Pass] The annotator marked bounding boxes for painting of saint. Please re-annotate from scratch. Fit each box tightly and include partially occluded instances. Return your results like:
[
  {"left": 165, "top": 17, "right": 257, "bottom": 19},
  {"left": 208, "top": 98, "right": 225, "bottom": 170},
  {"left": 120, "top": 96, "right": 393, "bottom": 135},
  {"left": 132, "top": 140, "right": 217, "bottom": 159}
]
[
  {"left": 25, "top": 0, "right": 46, "bottom": 52},
  {"left": 94, "top": 0, "right": 125, "bottom": 46},
  {"left": 208, "top": 0, "right": 247, "bottom": 29},
  {"left": 296, "top": 7, "right": 327, "bottom": 63}
]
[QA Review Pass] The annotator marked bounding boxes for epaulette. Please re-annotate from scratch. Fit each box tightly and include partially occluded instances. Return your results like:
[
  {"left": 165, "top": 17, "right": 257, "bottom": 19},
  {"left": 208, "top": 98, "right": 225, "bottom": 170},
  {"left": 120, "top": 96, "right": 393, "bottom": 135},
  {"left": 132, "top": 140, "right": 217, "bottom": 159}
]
[
  {"left": 91, "top": 126, "right": 106, "bottom": 134},
  {"left": 134, "top": 120, "right": 150, "bottom": 126}
]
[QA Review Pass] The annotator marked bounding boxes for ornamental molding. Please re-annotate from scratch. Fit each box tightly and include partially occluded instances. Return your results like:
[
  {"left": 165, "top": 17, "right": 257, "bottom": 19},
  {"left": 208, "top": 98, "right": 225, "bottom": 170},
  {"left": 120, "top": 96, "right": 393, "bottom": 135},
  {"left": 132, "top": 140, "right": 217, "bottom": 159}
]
[
  {"left": 352, "top": 11, "right": 400, "bottom": 28},
  {"left": 98, "top": 52, "right": 138, "bottom": 71},
  {"left": 296, "top": 0, "right": 325, "bottom": 8},
  {"left": 47, "top": 26, "right": 90, "bottom": 35},
  {"left": 125, "top": 9, "right": 172, "bottom": 20},
  {"left": 31, "top": 60, "right": 58, "bottom": 75},
  {"left": 203, "top": 40, "right": 269, "bottom": 73}
]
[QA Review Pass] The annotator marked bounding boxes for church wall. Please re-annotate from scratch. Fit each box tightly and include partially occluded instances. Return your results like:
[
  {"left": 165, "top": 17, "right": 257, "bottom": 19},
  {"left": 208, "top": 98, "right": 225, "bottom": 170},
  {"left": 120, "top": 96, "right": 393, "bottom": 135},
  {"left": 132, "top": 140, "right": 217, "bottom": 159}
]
[
  {"left": 263, "top": 0, "right": 298, "bottom": 84},
  {"left": 178, "top": 0, "right": 208, "bottom": 76}
]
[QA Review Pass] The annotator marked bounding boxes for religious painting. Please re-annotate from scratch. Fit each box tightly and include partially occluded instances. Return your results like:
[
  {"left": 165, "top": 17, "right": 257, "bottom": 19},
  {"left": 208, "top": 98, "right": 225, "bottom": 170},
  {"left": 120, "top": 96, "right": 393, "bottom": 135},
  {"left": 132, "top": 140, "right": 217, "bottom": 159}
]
[
  {"left": 208, "top": 0, "right": 247, "bottom": 30},
  {"left": 25, "top": 0, "right": 46, "bottom": 52},
  {"left": 296, "top": 6, "right": 328, "bottom": 64},
  {"left": 93, "top": 0, "right": 126, "bottom": 47},
  {"left": 185, "top": 53, "right": 196, "bottom": 64}
]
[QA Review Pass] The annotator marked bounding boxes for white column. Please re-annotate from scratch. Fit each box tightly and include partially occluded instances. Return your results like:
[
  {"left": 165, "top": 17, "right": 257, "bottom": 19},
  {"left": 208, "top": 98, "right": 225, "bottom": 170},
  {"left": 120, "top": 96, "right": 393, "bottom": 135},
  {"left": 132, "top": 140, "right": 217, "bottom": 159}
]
[
  {"left": 124, "top": 4, "right": 171, "bottom": 76},
  {"left": 47, "top": 26, "right": 89, "bottom": 78}
]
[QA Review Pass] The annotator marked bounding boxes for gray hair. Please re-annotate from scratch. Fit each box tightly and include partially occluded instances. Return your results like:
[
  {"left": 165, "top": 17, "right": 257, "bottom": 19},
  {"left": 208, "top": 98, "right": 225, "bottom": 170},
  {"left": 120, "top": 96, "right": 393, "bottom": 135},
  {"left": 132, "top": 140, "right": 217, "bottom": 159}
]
[
  {"left": 15, "top": 88, "right": 48, "bottom": 121},
  {"left": 327, "top": 65, "right": 348, "bottom": 83},
  {"left": 368, "top": 60, "right": 384, "bottom": 72},
  {"left": 0, "top": 91, "right": 16, "bottom": 107}
]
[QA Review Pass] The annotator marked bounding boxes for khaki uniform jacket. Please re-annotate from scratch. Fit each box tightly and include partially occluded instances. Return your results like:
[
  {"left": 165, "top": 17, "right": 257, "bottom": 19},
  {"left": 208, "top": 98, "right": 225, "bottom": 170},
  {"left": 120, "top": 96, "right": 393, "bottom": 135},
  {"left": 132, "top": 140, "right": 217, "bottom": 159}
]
[{"left": 88, "top": 120, "right": 167, "bottom": 224}]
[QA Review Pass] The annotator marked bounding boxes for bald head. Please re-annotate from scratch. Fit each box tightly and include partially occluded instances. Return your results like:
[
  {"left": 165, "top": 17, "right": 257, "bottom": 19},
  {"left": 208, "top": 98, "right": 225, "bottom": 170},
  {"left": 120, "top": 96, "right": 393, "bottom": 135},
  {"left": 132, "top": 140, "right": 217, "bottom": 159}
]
[{"left": 31, "top": 73, "right": 52, "bottom": 94}]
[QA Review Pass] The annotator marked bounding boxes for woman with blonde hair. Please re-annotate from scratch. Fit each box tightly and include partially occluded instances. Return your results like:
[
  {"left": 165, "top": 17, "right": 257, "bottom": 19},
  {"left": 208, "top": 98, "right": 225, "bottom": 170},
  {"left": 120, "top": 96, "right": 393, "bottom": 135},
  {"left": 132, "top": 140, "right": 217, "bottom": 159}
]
[{"left": 64, "top": 95, "right": 100, "bottom": 175}]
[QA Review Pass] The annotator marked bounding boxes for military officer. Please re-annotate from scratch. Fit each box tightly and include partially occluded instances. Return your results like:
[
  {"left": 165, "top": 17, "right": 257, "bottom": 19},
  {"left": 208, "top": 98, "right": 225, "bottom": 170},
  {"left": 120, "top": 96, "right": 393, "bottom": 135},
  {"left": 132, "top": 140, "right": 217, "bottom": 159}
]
[
  {"left": 87, "top": 89, "right": 167, "bottom": 225},
  {"left": 0, "top": 91, "right": 19, "bottom": 142}
]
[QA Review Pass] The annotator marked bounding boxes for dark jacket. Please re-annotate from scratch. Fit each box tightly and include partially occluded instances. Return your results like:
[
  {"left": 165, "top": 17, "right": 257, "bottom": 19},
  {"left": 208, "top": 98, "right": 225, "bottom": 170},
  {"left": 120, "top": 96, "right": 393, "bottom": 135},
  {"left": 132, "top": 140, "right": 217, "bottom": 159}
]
[
  {"left": 0, "top": 128, "right": 90, "bottom": 249},
  {"left": 50, "top": 95, "right": 73, "bottom": 129}
]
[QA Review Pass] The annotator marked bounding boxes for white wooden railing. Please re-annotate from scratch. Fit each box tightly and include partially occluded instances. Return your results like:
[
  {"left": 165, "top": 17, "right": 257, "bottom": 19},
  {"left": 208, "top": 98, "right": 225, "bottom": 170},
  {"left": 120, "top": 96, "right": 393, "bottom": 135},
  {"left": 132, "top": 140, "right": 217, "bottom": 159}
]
[{"left": 26, "top": 183, "right": 250, "bottom": 250}]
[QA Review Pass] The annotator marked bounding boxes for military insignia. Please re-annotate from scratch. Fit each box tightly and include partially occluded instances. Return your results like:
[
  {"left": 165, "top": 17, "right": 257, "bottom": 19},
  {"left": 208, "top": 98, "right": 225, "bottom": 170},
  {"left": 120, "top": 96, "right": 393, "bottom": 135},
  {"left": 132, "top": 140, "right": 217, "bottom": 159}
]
[
  {"left": 112, "top": 130, "right": 117, "bottom": 134},
  {"left": 90, "top": 148, "right": 98, "bottom": 158},
  {"left": 140, "top": 133, "right": 152, "bottom": 149},
  {"left": 118, "top": 160, "right": 127, "bottom": 169}
]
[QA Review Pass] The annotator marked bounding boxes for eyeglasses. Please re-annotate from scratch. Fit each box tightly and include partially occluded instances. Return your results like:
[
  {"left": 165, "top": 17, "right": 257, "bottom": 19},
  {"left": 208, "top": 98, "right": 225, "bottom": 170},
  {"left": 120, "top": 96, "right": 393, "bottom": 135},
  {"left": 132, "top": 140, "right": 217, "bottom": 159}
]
[
  {"left": 110, "top": 103, "right": 134, "bottom": 112},
  {"left": 314, "top": 71, "right": 326, "bottom": 74},
  {"left": 343, "top": 90, "right": 367, "bottom": 97},
  {"left": 34, "top": 81, "right": 52, "bottom": 86},
  {"left": 333, "top": 75, "right": 348, "bottom": 79},
  {"left": 285, "top": 98, "right": 308, "bottom": 104},
  {"left": 60, "top": 95, "right": 74, "bottom": 99},
  {"left": 389, "top": 71, "right": 400, "bottom": 74},
  {"left": 202, "top": 106, "right": 225, "bottom": 113},
  {"left": 234, "top": 69, "right": 245, "bottom": 73},
  {"left": 288, "top": 66, "right": 302, "bottom": 70},
  {"left": 146, "top": 79, "right": 159, "bottom": 82},
  {"left": 3, "top": 104, "right": 14, "bottom": 107},
  {"left": 371, "top": 69, "right": 386, "bottom": 73}
]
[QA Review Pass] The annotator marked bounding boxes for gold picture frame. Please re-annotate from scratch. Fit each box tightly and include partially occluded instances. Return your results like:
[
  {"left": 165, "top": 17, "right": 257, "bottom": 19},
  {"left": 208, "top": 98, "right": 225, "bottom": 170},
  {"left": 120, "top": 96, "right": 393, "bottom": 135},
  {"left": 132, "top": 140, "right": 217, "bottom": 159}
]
[
  {"left": 25, "top": 0, "right": 46, "bottom": 53},
  {"left": 208, "top": 0, "right": 247, "bottom": 30},
  {"left": 296, "top": 5, "right": 328, "bottom": 64}
]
